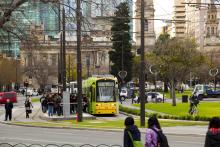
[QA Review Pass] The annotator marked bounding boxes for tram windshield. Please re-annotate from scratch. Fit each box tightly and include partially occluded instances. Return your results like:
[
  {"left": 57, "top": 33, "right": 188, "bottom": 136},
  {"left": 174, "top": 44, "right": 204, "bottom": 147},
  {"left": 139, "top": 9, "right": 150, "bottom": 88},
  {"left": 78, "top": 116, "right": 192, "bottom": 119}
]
[{"left": 97, "top": 81, "right": 115, "bottom": 102}]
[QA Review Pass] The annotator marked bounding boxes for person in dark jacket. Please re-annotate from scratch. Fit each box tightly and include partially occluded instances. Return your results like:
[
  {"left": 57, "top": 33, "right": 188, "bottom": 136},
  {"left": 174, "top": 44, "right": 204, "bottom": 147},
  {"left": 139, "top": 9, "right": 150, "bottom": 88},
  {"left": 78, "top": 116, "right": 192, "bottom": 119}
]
[
  {"left": 5, "top": 99, "right": 13, "bottom": 121},
  {"left": 205, "top": 117, "right": 220, "bottom": 147},
  {"left": 123, "top": 116, "right": 141, "bottom": 147},
  {"left": 24, "top": 98, "right": 33, "bottom": 118}
]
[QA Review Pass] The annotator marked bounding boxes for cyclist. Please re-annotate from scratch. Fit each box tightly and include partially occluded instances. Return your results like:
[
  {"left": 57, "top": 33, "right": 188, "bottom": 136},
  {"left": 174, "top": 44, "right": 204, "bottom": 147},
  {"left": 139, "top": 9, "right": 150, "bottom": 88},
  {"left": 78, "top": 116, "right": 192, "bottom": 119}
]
[{"left": 188, "top": 92, "right": 200, "bottom": 115}]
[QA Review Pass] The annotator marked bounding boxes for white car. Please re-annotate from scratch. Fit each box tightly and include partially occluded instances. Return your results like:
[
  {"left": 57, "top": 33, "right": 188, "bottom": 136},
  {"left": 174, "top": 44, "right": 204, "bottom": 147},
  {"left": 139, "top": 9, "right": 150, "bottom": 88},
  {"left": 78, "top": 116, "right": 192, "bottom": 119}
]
[
  {"left": 26, "top": 89, "right": 39, "bottom": 96},
  {"left": 26, "top": 89, "right": 33, "bottom": 96},
  {"left": 146, "top": 92, "right": 164, "bottom": 102},
  {"left": 120, "top": 89, "right": 128, "bottom": 100},
  {"left": 133, "top": 92, "right": 164, "bottom": 103},
  {"left": 32, "top": 89, "right": 39, "bottom": 96}
]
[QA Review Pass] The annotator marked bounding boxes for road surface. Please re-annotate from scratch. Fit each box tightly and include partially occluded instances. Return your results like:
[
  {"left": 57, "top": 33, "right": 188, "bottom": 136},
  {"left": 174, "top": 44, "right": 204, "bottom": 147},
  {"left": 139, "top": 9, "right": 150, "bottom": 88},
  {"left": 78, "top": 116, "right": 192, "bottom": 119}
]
[{"left": 0, "top": 123, "right": 205, "bottom": 147}]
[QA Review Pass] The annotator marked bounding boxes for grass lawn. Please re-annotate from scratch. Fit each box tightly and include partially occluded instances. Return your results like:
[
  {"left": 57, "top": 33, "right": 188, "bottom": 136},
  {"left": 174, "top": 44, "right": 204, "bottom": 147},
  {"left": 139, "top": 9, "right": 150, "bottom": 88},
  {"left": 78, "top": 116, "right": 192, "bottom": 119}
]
[
  {"left": 133, "top": 102, "right": 220, "bottom": 117},
  {"left": 13, "top": 118, "right": 208, "bottom": 129},
  {"left": 31, "top": 97, "right": 40, "bottom": 103},
  {"left": 164, "top": 90, "right": 193, "bottom": 99}
]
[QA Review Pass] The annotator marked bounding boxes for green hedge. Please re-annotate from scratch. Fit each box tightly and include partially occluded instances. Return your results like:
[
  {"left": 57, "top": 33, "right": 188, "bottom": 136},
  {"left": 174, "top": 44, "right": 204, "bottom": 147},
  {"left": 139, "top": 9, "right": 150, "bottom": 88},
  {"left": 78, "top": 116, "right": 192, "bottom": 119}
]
[{"left": 119, "top": 105, "right": 211, "bottom": 121}]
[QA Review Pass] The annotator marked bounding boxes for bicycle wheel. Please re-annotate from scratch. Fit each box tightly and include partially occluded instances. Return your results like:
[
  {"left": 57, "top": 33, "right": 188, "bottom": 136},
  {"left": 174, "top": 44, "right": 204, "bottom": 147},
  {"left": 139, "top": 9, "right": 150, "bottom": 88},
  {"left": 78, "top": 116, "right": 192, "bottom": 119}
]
[{"left": 120, "top": 96, "right": 126, "bottom": 101}]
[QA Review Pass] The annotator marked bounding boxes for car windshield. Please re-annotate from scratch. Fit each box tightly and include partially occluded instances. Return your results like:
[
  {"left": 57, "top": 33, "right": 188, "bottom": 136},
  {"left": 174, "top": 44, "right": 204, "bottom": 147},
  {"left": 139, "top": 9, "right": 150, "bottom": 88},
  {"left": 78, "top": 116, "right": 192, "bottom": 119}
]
[{"left": 96, "top": 81, "right": 115, "bottom": 102}]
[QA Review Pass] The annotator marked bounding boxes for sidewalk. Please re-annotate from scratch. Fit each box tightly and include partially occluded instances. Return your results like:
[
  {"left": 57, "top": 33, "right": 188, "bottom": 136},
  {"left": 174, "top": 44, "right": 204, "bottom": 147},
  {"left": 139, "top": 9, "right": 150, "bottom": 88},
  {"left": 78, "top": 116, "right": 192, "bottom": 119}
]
[{"left": 0, "top": 101, "right": 208, "bottom": 136}]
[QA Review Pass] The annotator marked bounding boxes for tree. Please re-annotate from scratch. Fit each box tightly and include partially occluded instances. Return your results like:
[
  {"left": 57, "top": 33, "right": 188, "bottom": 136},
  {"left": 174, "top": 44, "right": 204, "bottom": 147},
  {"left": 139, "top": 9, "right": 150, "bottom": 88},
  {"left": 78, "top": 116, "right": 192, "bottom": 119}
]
[
  {"left": 152, "top": 34, "right": 206, "bottom": 106},
  {"left": 109, "top": 2, "right": 133, "bottom": 83},
  {"left": 0, "top": 58, "right": 21, "bottom": 91}
]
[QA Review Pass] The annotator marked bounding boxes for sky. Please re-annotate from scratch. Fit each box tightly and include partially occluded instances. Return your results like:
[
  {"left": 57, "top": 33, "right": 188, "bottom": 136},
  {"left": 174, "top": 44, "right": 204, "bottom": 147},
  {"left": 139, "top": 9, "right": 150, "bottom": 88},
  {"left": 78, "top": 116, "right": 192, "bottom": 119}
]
[{"left": 154, "top": 0, "right": 174, "bottom": 35}]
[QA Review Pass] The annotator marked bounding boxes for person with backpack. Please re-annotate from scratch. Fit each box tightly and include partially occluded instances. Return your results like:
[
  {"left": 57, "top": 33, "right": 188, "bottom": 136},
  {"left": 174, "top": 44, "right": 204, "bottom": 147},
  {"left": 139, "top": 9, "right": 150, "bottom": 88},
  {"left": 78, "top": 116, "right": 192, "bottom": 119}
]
[
  {"left": 124, "top": 116, "right": 142, "bottom": 147},
  {"left": 205, "top": 117, "right": 220, "bottom": 147},
  {"left": 145, "top": 116, "right": 169, "bottom": 147}
]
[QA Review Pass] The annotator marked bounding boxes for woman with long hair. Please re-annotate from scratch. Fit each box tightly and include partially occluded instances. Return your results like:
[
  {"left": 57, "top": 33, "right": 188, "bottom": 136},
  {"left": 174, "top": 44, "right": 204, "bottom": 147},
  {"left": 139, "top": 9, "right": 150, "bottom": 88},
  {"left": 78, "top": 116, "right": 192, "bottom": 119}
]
[{"left": 145, "top": 116, "right": 161, "bottom": 147}]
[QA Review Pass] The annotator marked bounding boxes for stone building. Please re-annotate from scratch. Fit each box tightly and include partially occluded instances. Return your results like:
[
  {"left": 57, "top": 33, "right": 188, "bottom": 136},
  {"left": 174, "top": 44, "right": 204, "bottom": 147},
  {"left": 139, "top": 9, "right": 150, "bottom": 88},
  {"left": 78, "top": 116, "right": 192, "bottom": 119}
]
[
  {"left": 20, "top": 0, "right": 156, "bottom": 88},
  {"left": 20, "top": 24, "right": 112, "bottom": 88},
  {"left": 134, "top": 0, "right": 155, "bottom": 51},
  {"left": 185, "top": 0, "right": 220, "bottom": 59}
]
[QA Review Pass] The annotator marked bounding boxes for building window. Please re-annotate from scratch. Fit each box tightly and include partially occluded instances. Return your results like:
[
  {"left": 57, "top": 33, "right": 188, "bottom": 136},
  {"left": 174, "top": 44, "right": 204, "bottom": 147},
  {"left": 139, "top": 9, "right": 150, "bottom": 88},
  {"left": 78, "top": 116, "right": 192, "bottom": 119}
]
[
  {"left": 211, "top": 27, "right": 214, "bottom": 35},
  {"left": 207, "top": 27, "right": 210, "bottom": 35},
  {"left": 51, "top": 55, "right": 57, "bottom": 66},
  {"left": 212, "top": 15, "right": 214, "bottom": 19}
]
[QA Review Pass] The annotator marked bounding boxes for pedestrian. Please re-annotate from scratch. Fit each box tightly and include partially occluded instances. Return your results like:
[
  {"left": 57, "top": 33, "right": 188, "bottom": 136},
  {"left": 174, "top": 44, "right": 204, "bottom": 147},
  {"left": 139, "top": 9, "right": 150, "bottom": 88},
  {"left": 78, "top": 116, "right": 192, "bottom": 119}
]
[
  {"left": 188, "top": 92, "right": 199, "bottom": 115},
  {"left": 4, "top": 99, "right": 13, "bottom": 121},
  {"left": 205, "top": 117, "right": 220, "bottom": 147},
  {"left": 145, "top": 116, "right": 161, "bottom": 147},
  {"left": 24, "top": 98, "right": 33, "bottom": 118},
  {"left": 123, "top": 116, "right": 141, "bottom": 147},
  {"left": 47, "top": 95, "right": 54, "bottom": 117},
  {"left": 131, "top": 90, "right": 135, "bottom": 104}
]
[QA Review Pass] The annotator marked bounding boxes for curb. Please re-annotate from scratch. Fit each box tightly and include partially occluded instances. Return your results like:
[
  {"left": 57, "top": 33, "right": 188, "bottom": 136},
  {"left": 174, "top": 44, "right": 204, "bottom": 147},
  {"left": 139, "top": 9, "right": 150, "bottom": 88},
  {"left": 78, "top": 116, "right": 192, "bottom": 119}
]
[
  {"left": 0, "top": 119, "right": 206, "bottom": 137},
  {"left": 0, "top": 117, "right": 207, "bottom": 137}
]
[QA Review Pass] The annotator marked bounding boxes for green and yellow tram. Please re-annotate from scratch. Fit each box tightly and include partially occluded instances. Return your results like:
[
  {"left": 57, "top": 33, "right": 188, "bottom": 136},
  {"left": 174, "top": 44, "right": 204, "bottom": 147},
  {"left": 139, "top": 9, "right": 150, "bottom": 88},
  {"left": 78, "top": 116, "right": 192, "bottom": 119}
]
[{"left": 82, "top": 75, "right": 119, "bottom": 115}]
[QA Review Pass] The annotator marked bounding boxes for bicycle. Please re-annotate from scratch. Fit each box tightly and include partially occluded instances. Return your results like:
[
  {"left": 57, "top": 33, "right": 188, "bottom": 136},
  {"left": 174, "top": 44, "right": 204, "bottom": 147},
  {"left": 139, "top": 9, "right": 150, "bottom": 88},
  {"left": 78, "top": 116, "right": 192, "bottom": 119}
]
[{"left": 189, "top": 103, "right": 199, "bottom": 115}]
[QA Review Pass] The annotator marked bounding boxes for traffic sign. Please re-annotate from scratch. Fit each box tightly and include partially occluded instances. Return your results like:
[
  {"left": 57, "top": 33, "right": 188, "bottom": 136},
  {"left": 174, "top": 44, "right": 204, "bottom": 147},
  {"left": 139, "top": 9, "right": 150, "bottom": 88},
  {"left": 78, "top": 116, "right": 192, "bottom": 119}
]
[
  {"left": 118, "top": 70, "right": 127, "bottom": 80},
  {"left": 209, "top": 68, "right": 219, "bottom": 77}
]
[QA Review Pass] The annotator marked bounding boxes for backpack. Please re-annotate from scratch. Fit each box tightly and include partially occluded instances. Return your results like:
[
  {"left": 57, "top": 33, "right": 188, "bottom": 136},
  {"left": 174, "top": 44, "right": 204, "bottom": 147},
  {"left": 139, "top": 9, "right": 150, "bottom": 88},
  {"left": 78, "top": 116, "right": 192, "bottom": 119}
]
[
  {"left": 151, "top": 128, "right": 169, "bottom": 147},
  {"left": 127, "top": 131, "right": 144, "bottom": 147}
]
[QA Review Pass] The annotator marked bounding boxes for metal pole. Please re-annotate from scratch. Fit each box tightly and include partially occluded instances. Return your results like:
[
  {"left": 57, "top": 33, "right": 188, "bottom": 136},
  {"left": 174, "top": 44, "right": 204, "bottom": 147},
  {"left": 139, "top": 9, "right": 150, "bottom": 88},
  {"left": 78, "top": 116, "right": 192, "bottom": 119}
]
[
  {"left": 122, "top": 34, "right": 124, "bottom": 71},
  {"left": 58, "top": 2, "right": 62, "bottom": 85},
  {"left": 15, "top": 58, "right": 18, "bottom": 90},
  {"left": 62, "top": 7, "right": 66, "bottom": 91},
  {"left": 76, "top": 0, "right": 83, "bottom": 122},
  {"left": 69, "top": 54, "right": 71, "bottom": 91},
  {"left": 140, "top": 0, "right": 146, "bottom": 127}
]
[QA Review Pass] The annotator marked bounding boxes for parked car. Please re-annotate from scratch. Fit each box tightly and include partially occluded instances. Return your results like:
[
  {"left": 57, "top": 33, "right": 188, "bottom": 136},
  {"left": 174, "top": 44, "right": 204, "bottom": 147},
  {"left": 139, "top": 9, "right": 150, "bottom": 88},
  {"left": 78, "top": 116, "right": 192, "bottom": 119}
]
[
  {"left": 19, "top": 87, "right": 26, "bottom": 94},
  {"left": 146, "top": 92, "right": 164, "bottom": 102},
  {"left": 32, "top": 89, "right": 39, "bottom": 96},
  {"left": 26, "top": 88, "right": 33, "bottom": 96},
  {"left": 133, "top": 92, "right": 164, "bottom": 103},
  {"left": 120, "top": 88, "right": 128, "bottom": 101}
]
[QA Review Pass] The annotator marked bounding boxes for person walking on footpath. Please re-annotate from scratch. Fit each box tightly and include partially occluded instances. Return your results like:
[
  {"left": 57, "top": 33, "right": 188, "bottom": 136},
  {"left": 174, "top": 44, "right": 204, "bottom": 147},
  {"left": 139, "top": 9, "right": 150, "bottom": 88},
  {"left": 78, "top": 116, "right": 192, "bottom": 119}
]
[
  {"left": 145, "top": 116, "right": 169, "bottom": 147},
  {"left": 123, "top": 116, "right": 142, "bottom": 147},
  {"left": 5, "top": 99, "right": 13, "bottom": 121},
  {"left": 205, "top": 117, "right": 220, "bottom": 147},
  {"left": 24, "top": 98, "right": 33, "bottom": 118}
]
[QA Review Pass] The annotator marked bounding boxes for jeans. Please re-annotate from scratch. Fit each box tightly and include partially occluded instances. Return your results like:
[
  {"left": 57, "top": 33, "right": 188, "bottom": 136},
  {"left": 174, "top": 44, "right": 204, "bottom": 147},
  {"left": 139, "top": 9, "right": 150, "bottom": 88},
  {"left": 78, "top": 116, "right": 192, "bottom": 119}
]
[{"left": 48, "top": 105, "right": 54, "bottom": 117}]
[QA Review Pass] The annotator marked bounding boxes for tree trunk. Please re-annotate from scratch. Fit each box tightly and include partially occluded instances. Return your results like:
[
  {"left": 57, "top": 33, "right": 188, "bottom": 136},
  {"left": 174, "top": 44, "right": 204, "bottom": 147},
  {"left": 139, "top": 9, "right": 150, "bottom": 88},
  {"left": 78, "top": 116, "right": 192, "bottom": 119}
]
[
  {"left": 164, "top": 81, "right": 169, "bottom": 92},
  {"left": 171, "top": 79, "right": 176, "bottom": 106}
]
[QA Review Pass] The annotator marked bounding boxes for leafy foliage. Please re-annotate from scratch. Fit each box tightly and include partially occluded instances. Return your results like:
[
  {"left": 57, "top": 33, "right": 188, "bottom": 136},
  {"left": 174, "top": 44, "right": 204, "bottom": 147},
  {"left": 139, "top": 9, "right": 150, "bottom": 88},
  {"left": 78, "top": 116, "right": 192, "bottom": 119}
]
[{"left": 145, "top": 34, "right": 207, "bottom": 106}]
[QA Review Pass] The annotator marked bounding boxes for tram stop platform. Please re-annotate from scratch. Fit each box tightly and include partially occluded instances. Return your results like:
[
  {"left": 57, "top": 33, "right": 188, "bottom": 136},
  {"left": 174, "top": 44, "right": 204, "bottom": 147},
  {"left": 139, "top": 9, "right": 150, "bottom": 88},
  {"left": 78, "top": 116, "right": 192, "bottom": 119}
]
[{"left": 39, "top": 113, "right": 96, "bottom": 121}]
